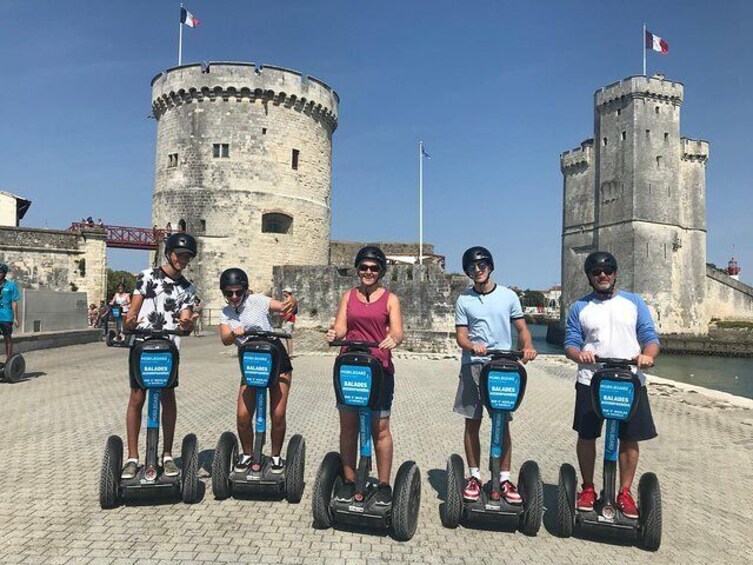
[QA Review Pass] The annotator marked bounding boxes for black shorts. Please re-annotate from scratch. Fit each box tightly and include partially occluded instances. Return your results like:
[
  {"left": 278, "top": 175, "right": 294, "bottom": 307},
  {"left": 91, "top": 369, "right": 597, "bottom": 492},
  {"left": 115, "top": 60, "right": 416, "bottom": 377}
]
[
  {"left": 239, "top": 338, "right": 293, "bottom": 386},
  {"left": 572, "top": 382, "right": 657, "bottom": 442},
  {"left": 129, "top": 346, "right": 180, "bottom": 390},
  {"left": 0, "top": 322, "right": 13, "bottom": 338}
]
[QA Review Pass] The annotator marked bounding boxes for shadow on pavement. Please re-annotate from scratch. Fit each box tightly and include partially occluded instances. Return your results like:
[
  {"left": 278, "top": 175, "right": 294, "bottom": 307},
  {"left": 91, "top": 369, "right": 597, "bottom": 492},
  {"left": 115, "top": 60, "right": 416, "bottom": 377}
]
[{"left": 1, "top": 371, "right": 47, "bottom": 383}]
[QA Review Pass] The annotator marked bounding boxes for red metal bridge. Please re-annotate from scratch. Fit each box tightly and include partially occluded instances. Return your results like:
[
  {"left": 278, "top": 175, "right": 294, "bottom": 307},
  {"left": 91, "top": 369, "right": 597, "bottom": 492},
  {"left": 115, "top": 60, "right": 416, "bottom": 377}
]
[{"left": 68, "top": 222, "right": 170, "bottom": 250}]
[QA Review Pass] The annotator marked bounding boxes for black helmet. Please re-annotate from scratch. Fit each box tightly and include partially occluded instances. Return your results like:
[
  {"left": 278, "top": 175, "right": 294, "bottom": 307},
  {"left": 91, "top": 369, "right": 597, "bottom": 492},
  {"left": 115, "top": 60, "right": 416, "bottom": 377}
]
[
  {"left": 584, "top": 251, "right": 618, "bottom": 275},
  {"left": 462, "top": 246, "right": 494, "bottom": 274},
  {"left": 219, "top": 268, "right": 249, "bottom": 290},
  {"left": 165, "top": 233, "right": 197, "bottom": 257},
  {"left": 354, "top": 246, "right": 387, "bottom": 273}
]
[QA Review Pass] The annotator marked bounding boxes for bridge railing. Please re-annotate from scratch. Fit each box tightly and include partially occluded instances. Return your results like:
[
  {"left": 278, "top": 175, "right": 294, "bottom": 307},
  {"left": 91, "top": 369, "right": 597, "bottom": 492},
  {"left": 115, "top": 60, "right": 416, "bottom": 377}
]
[{"left": 68, "top": 222, "right": 171, "bottom": 250}]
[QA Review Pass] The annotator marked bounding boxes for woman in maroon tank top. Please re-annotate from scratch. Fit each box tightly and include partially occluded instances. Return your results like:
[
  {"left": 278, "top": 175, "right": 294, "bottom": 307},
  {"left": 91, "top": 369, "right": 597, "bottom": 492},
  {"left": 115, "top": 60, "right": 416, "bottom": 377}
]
[{"left": 326, "top": 246, "right": 404, "bottom": 506}]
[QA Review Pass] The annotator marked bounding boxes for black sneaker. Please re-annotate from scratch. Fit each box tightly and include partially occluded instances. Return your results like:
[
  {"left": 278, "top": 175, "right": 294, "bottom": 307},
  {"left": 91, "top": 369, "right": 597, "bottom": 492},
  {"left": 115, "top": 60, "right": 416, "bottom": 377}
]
[
  {"left": 271, "top": 458, "right": 284, "bottom": 474},
  {"left": 234, "top": 454, "right": 252, "bottom": 473},
  {"left": 335, "top": 481, "right": 355, "bottom": 502},
  {"left": 375, "top": 484, "right": 393, "bottom": 506}
]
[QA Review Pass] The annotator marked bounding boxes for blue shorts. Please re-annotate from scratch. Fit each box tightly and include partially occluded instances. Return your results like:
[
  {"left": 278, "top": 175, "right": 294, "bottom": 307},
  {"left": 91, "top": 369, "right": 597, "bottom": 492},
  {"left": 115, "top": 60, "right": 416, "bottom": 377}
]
[{"left": 338, "top": 370, "right": 394, "bottom": 419}]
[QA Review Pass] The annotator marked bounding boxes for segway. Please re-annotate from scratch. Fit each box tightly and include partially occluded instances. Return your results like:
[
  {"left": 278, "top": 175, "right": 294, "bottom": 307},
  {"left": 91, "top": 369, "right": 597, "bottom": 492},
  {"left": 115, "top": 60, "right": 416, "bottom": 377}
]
[
  {"left": 555, "top": 357, "right": 662, "bottom": 551},
  {"left": 211, "top": 330, "right": 305, "bottom": 503},
  {"left": 0, "top": 346, "right": 25, "bottom": 383},
  {"left": 442, "top": 350, "right": 542, "bottom": 534},
  {"left": 105, "top": 306, "right": 128, "bottom": 348},
  {"left": 99, "top": 328, "right": 200, "bottom": 508},
  {"left": 311, "top": 340, "right": 421, "bottom": 541}
]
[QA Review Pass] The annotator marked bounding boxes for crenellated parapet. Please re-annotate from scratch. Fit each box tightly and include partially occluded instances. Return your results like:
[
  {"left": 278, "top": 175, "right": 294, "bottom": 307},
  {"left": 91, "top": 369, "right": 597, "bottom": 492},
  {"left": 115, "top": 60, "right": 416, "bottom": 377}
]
[
  {"left": 151, "top": 62, "right": 339, "bottom": 132},
  {"left": 595, "top": 75, "right": 683, "bottom": 109},
  {"left": 560, "top": 139, "right": 594, "bottom": 173},
  {"left": 681, "top": 137, "right": 710, "bottom": 163}
]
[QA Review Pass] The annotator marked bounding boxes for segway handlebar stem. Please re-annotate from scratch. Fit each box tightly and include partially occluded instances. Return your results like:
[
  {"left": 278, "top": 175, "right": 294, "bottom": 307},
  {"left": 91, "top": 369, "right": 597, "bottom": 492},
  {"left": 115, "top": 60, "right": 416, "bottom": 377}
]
[
  {"left": 594, "top": 356, "right": 638, "bottom": 368},
  {"left": 126, "top": 328, "right": 187, "bottom": 338},
  {"left": 485, "top": 349, "right": 524, "bottom": 361},
  {"left": 330, "top": 340, "right": 381, "bottom": 348}
]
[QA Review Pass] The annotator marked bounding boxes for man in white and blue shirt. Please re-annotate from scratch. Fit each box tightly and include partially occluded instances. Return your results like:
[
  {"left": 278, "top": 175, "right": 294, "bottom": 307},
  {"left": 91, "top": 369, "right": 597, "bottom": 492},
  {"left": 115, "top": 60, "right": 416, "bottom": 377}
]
[{"left": 564, "top": 251, "right": 660, "bottom": 519}]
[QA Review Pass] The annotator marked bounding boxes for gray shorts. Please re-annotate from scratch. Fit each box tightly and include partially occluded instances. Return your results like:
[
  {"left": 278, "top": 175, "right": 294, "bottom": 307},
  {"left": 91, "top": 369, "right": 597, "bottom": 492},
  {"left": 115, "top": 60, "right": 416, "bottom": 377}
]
[{"left": 453, "top": 363, "right": 512, "bottom": 421}]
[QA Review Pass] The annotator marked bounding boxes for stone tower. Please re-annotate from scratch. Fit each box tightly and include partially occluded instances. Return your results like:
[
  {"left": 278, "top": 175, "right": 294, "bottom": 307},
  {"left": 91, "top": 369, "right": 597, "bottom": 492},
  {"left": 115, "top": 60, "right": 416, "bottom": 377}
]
[
  {"left": 561, "top": 75, "right": 709, "bottom": 334},
  {"left": 150, "top": 62, "right": 339, "bottom": 311}
]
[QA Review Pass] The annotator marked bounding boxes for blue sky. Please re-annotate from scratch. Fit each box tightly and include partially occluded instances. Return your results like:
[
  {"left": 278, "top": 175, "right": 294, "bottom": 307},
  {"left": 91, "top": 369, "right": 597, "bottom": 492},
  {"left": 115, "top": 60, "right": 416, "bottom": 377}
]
[{"left": 1, "top": 1, "right": 751, "bottom": 288}]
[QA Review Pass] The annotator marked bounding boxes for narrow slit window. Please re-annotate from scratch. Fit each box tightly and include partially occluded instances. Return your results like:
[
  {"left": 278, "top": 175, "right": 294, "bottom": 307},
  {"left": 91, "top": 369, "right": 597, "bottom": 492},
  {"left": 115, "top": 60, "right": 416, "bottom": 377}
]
[
  {"left": 664, "top": 132, "right": 669, "bottom": 143},
  {"left": 199, "top": 219, "right": 206, "bottom": 233},
  {"left": 262, "top": 127, "right": 267, "bottom": 135},
  {"left": 646, "top": 129, "right": 651, "bottom": 139},
  {"left": 656, "top": 156, "right": 662, "bottom": 168},
  {"left": 291, "top": 149, "right": 299, "bottom": 170},
  {"left": 621, "top": 131, "right": 626, "bottom": 141},
  {"left": 602, "top": 137, "right": 608, "bottom": 146},
  {"left": 655, "top": 106, "right": 660, "bottom": 114}
]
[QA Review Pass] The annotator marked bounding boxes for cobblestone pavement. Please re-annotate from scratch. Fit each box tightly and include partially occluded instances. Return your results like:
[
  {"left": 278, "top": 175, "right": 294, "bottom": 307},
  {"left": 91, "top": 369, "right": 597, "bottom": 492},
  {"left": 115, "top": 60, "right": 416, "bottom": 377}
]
[{"left": 1, "top": 334, "right": 752, "bottom": 564}]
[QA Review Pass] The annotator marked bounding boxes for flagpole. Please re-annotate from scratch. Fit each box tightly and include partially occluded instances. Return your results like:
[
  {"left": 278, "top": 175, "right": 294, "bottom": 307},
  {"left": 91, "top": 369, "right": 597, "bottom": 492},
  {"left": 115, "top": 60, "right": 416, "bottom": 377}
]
[
  {"left": 642, "top": 23, "right": 646, "bottom": 76},
  {"left": 178, "top": 4, "right": 184, "bottom": 66},
  {"left": 419, "top": 140, "right": 424, "bottom": 266}
]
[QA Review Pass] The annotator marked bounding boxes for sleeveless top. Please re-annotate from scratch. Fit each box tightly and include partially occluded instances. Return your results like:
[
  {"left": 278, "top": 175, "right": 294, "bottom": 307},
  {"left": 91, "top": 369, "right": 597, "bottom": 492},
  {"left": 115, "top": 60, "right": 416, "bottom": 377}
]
[{"left": 345, "top": 287, "right": 394, "bottom": 374}]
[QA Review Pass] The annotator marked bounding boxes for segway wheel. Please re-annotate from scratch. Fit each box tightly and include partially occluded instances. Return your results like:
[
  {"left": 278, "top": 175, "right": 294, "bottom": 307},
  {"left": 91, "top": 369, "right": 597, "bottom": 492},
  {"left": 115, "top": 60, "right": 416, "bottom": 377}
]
[
  {"left": 211, "top": 431, "right": 237, "bottom": 500},
  {"left": 638, "top": 472, "right": 662, "bottom": 551},
  {"left": 284, "top": 434, "right": 306, "bottom": 503},
  {"left": 442, "top": 454, "right": 464, "bottom": 528},
  {"left": 517, "top": 460, "right": 543, "bottom": 536},
  {"left": 391, "top": 461, "right": 421, "bottom": 541},
  {"left": 180, "top": 433, "right": 200, "bottom": 504},
  {"left": 106, "top": 330, "right": 116, "bottom": 347},
  {"left": 3, "top": 353, "right": 25, "bottom": 383},
  {"left": 312, "top": 452, "right": 342, "bottom": 529},
  {"left": 99, "top": 435, "right": 123, "bottom": 509},
  {"left": 555, "top": 463, "right": 577, "bottom": 538}
]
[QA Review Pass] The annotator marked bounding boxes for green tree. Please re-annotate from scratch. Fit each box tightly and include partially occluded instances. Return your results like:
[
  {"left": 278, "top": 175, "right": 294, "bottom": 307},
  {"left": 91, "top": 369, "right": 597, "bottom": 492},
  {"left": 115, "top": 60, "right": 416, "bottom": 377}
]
[
  {"left": 106, "top": 269, "right": 137, "bottom": 300},
  {"left": 522, "top": 289, "right": 546, "bottom": 308}
]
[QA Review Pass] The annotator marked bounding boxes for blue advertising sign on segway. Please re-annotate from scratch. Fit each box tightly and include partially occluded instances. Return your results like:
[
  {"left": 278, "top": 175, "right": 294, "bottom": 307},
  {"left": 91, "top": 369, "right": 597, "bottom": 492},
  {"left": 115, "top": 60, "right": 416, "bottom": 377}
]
[
  {"left": 339, "top": 365, "right": 372, "bottom": 406},
  {"left": 139, "top": 352, "right": 173, "bottom": 388},
  {"left": 486, "top": 370, "right": 521, "bottom": 411},
  {"left": 242, "top": 351, "right": 273, "bottom": 387},
  {"left": 598, "top": 380, "right": 635, "bottom": 421}
]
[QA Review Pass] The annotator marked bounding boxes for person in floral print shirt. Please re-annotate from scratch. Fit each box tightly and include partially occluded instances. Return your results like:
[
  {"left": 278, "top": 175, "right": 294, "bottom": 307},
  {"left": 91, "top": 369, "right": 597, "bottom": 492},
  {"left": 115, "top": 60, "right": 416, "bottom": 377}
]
[{"left": 120, "top": 233, "right": 197, "bottom": 480}]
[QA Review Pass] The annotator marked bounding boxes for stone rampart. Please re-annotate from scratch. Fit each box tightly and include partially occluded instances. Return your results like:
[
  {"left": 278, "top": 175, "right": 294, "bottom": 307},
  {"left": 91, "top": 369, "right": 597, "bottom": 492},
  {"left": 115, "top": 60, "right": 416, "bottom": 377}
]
[
  {"left": 706, "top": 265, "right": 753, "bottom": 321},
  {"left": 595, "top": 75, "right": 683, "bottom": 107},
  {"left": 329, "top": 241, "right": 436, "bottom": 268},
  {"left": 0, "top": 226, "right": 107, "bottom": 306}
]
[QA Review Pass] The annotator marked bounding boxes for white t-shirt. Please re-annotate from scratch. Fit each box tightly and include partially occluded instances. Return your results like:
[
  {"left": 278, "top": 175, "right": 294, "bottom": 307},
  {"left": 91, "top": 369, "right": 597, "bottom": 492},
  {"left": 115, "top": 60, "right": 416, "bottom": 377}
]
[
  {"left": 113, "top": 292, "right": 130, "bottom": 313},
  {"left": 219, "top": 294, "right": 273, "bottom": 347},
  {"left": 132, "top": 267, "right": 196, "bottom": 347}
]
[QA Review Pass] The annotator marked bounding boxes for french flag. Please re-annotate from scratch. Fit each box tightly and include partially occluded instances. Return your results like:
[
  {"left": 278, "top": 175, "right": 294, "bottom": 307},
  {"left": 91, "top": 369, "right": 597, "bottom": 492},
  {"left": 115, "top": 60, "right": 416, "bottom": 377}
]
[
  {"left": 180, "top": 7, "right": 200, "bottom": 28},
  {"left": 645, "top": 30, "right": 669, "bottom": 54}
]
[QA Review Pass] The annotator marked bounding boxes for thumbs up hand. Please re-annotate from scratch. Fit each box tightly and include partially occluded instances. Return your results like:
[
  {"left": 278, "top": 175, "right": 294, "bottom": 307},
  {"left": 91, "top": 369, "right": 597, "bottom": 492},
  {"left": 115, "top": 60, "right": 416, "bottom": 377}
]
[{"left": 325, "top": 318, "right": 337, "bottom": 343}]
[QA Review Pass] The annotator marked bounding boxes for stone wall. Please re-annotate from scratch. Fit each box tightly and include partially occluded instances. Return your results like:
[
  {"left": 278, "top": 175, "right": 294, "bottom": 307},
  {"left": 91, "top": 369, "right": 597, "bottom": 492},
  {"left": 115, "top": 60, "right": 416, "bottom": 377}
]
[
  {"left": 150, "top": 62, "right": 338, "bottom": 313},
  {"left": 329, "top": 241, "right": 436, "bottom": 268},
  {"left": 272, "top": 264, "right": 468, "bottom": 342},
  {"left": 706, "top": 266, "right": 753, "bottom": 321},
  {"left": 0, "top": 226, "right": 107, "bottom": 306}
]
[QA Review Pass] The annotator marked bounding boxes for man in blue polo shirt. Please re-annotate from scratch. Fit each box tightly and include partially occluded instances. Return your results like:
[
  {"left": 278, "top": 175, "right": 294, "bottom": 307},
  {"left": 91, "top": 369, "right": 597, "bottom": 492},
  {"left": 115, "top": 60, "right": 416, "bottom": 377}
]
[
  {"left": 0, "top": 263, "right": 21, "bottom": 360},
  {"left": 564, "top": 251, "right": 660, "bottom": 520},
  {"left": 454, "top": 246, "right": 537, "bottom": 504}
]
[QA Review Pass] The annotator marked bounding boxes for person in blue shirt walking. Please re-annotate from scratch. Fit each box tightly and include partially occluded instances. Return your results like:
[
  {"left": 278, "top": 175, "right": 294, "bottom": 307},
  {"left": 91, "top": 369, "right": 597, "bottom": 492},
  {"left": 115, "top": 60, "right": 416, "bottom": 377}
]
[
  {"left": 454, "top": 246, "right": 537, "bottom": 504},
  {"left": 0, "top": 263, "right": 21, "bottom": 360},
  {"left": 564, "top": 251, "right": 660, "bottom": 520}
]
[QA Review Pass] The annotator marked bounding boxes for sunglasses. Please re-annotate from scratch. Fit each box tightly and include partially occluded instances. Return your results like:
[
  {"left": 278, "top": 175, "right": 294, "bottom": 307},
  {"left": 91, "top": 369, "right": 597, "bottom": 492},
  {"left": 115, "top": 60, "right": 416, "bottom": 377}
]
[
  {"left": 590, "top": 268, "right": 615, "bottom": 277},
  {"left": 467, "top": 261, "right": 490, "bottom": 274},
  {"left": 223, "top": 289, "right": 245, "bottom": 298},
  {"left": 358, "top": 264, "right": 381, "bottom": 274}
]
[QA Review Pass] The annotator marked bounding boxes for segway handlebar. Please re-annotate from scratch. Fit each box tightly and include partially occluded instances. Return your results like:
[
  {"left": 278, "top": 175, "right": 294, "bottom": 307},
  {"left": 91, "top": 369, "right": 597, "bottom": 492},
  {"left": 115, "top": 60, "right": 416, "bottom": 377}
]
[
  {"left": 243, "top": 329, "right": 291, "bottom": 340},
  {"left": 486, "top": 349, "right": 524, "bottom": 360},
  {"left": 594, "top": 356, "right": 638, "bottom": 367},
  {"left": 330, "top": 340, "right": 381, "bottom": 348},
  {"left": 126, "top": 328, "right": 188, "bottom": 338}
]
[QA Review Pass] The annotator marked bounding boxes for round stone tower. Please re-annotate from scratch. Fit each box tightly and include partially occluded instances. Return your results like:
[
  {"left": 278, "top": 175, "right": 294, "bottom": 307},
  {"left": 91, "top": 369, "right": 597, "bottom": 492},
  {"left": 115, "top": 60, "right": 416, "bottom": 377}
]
[{"left": 150, "top": 62, "right": 339, "bottom": 312}]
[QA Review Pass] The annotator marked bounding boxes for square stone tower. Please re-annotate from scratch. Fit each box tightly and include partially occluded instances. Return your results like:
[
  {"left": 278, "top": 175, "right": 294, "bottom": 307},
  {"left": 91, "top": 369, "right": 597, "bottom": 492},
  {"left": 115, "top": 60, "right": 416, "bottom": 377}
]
[{"left": 561, "top": 75, "right": 709, "bottom": 334}]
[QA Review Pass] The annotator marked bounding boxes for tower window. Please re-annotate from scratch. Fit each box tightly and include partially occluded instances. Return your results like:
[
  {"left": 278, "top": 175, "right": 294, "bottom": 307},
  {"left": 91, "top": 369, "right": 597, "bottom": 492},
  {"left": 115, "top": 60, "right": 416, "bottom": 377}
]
[
  {"left": 199, "top": 219, "right": 206, "bottom": 233},
  {"left": 664, "top": 132, "right": 669, "bottom": 143},
  {"left": 621, "top": 131, "right": 626, "bottom": 141},
  {"left": 178, "top": 219, "right": 186, "bottom": 233},
  {"left": 646, "top": 129, "right": 651, "bottom": 139},
  {"left": 617, "top": 108, "right": 621, "bottom": 116},
  {"left": 262, "top": 212, "right": 293, "bottom": 234},
  {"left": 656, "top": 156, "right": 662, "bottom": 168},
  {"left": 213, "top": 143, "right": 230, "bottom": 158},
  {"left": 655, "top": 106, "right": 660, "bottom": 114},
  {"left": 602, "top": 137, "right": 608, "bottom": 146},
  {"left": 262, "top": 127, "right": 267, "bottom": 135},
  {"left": 168, "top": 153, "right": 178, "bottom": 168},
  {"left": 291, "top": 149, "right": 300, "bottom": 170}
]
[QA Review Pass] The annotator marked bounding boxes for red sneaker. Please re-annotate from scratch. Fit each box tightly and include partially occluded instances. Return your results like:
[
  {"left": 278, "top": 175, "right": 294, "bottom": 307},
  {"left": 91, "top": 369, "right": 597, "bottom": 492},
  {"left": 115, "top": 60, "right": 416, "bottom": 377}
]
[
  {"left": 617, "top": 488, "right": 639, "bottom": 519},
  {"left": 463, "top": 477, "right": 482, "bottom": 502},
  {"left": 576, "top": 483, "right": 597, "bottom": 511},
  {"left": 500, "top": 480, "right": 523, "bottom": 504}
]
